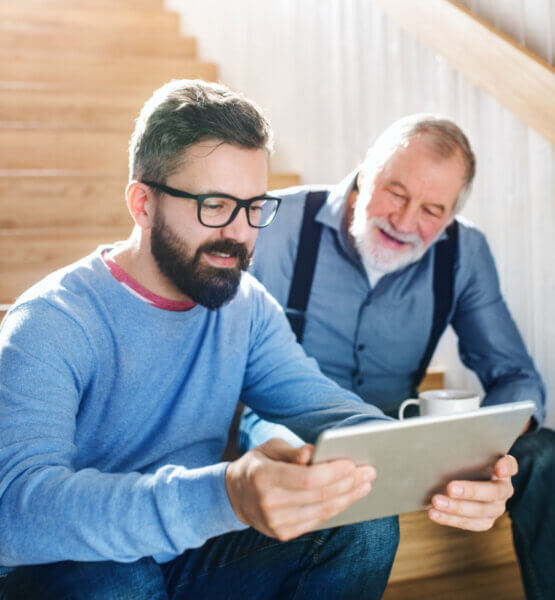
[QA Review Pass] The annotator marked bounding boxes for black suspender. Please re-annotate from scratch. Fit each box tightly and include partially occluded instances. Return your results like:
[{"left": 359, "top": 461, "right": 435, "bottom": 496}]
[
  {"left": 412, "top": 220, "right": 459, "bottom": 391},
  {"left": 285, "top": 191, "right": 328, "bottom": 343},
  {"left": 286, "top": 191, "right": 459, "bottom": 390}
]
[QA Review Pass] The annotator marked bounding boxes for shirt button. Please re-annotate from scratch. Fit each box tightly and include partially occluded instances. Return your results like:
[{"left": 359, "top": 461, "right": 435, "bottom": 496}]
[
  {"left": 357, "top": 344, "right": 365, "bottom": 351},
  {"left": 357, "top": 378, "right": 364, "bottom": 386}
]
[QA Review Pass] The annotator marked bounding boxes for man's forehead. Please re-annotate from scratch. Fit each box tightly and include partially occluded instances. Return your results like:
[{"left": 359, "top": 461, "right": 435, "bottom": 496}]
[{"left": 169, "top": 141, "right": 268, "bottom": 196}]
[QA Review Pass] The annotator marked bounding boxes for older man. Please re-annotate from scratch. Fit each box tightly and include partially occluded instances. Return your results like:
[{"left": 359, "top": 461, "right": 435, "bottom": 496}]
[
  {"left": 241, "top": 115, "right": 554, "bottom": 599},
  {"left": 0, "top": 80, "right": 401, "bottom": 600}
]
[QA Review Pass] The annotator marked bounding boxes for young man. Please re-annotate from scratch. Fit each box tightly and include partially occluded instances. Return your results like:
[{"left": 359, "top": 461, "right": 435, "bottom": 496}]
[
  {"left": 0, "top": 80, "right": 399, "bottom": 599},
  {"left": 241, "top": 114, "right": 554, "bottom": 599}
]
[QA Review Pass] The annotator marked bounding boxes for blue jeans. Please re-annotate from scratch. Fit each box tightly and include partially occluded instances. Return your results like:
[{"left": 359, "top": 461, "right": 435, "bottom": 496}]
[
  {"left": 507, "top": 428, "right": 555, "bottom": 600},
  {"left": 240, "top": 409, "right": 555, "bottom": 600},
  {"left": 0, "top": 518, "right": 399, "bottom": 599}
]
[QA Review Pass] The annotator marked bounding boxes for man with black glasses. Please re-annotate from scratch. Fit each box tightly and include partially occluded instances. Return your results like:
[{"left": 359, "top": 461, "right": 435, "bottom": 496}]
[{"left": 0, "top": 79, "right": 400, "bottom": 600}]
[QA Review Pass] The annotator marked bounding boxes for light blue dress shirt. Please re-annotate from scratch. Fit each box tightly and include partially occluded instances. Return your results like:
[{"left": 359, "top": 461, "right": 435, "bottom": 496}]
[{"left": 251, "top": 172, "right": 545, "bottom": 426}]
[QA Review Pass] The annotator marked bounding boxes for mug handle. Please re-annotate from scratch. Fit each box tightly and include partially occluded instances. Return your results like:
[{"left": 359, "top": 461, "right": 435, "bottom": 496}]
[{"left": 399, "top": 399, "right": 420, "bottom": 420}]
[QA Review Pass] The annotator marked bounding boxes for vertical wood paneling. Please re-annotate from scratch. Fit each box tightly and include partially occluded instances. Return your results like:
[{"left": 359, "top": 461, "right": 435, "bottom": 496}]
[{"left": 167, "top": 0, "right": 555, "bottom": 426}]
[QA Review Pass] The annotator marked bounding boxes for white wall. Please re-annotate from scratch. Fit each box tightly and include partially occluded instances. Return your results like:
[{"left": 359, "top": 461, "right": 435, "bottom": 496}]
[{"left": 168, "top": 0, "right": 555, "bottom": 427}]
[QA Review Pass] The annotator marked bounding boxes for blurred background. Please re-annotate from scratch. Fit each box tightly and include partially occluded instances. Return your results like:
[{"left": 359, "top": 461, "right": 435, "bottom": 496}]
[{"left": 0, "top": 0, "right": 553, "bottom": 428}]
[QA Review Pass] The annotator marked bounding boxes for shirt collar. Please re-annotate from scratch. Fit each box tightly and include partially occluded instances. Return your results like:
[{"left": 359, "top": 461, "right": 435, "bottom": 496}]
[{"left": 314, "top": 168, "right": 359, "bottom": 232}]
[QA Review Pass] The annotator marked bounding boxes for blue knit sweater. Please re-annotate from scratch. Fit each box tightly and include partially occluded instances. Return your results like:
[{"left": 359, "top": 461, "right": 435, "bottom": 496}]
[{"left": 0, "top": 247, "right": 387, "bottom": 568}]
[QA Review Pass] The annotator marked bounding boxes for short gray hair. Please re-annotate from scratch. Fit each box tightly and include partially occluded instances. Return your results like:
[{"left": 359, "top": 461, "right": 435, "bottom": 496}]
[
  {"left": 364, "top": 114, "right": 476, "bottom": 212},
  {"left": 129, "top": 79, "right": 274, "bottom": 183}
]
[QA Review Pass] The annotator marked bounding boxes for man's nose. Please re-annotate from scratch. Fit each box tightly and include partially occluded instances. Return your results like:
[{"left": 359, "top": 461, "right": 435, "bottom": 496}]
[
  {"left": 391, "top": 204, "right": 419, "bottom": 234},
  {"left": 219, "top": 206, "right": 252, "bottom": 243}
]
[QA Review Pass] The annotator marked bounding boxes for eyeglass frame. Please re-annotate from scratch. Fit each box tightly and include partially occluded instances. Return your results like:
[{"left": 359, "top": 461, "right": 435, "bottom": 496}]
[{"left": 141, "top": 180, "right": 282, "bottom": 229}]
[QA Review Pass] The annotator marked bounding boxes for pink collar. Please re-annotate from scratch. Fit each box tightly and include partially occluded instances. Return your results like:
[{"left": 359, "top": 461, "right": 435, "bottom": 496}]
[{"left": 102, "top": 250, "right": 196, "bottom": 312}]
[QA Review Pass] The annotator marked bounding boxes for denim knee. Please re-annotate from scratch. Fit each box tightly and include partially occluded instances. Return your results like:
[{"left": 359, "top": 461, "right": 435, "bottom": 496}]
[
  {"left": 350, "top": 516, "right": 400, "bottom": 563},
  {"left": 329, "top": 516, "right": 400, "bottom": 572},
  {"left": 509, "top": 428, "right": 555, "bottom": 507}
]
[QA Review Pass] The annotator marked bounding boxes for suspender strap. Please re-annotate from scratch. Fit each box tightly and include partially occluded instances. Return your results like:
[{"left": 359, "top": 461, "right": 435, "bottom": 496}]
[
  {"left": 413, "top": 220, "right": 459, "bottom": 391},
  {"left": 286, "top": 190, "right": 329, "bottom": 343}
]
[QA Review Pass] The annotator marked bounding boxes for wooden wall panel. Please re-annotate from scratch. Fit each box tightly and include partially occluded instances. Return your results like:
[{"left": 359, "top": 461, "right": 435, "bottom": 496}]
[{"left": 373, "top": 0, "right": 555, "bottom": 144}]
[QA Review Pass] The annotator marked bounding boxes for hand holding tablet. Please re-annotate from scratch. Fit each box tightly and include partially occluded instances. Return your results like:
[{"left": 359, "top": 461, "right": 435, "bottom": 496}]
[{"left": 310, "top": 400, "right": 535, "bottom": 531}]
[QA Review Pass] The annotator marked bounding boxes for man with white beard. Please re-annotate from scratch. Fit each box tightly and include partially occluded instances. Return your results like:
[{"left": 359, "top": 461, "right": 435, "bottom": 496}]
[{"left": 240, "top": 114, "right": 554, "bottom": 599}]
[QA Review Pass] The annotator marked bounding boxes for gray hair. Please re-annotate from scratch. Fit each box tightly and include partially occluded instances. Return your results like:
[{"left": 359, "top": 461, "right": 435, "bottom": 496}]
[
  {"left": 129, "top": 79, "right": 274, "bottom": 183},
  {"left": 363, "top": 114, "right": 476, "bottom": 213}
]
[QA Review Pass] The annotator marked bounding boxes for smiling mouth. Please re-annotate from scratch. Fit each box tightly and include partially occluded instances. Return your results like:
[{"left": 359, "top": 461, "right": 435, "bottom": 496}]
[
  {"left": 378, "top": 227, "right": 411, "bottom": 246},
  {"left": 203, "top": 252, "right": 238, "bottom": 268}
]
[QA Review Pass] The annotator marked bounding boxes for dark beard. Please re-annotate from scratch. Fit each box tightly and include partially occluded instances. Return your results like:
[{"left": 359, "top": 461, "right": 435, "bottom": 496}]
[{"left": 150, "top": 209, "right": 251, "bottom": 310}]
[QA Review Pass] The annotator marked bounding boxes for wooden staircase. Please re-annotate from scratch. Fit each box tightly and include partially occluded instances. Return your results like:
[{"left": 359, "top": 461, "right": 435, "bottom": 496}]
[
  {"left": 0, "top": 0, "right": 299, "bottom": 310},
  {"left": 0, "top": 1, "right": 525, "bottom": 598}
]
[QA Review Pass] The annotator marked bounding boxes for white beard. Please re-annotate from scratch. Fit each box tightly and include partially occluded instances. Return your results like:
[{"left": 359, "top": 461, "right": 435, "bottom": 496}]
[{"left": 351, "top": 212, "right": 429, "bottom": 276}]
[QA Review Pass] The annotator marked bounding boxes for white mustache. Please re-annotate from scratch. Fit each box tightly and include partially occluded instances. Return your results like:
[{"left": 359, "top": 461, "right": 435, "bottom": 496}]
[{"left": 372, "top": 218, "right": 423, "bottom": 248}]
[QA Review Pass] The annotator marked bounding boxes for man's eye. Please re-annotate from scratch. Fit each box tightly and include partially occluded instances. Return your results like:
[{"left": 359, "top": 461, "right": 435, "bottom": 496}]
[
  {"left": 204, "top": 202, "right": 225, "bottom": 211},
  {"left": 423, "top": 207, "right": 441, "bottom": 218}
]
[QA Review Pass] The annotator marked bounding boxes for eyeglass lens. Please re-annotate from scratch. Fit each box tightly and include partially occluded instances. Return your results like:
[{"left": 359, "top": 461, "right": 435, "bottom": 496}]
[{"left": 200, "top": 197, "right": 279, "bottom": 227}]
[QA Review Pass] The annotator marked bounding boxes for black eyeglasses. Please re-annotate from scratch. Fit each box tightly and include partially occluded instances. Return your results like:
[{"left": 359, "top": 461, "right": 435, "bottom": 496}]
[{"left": 142, "top": 181, "right": 281, "bottom": 229}]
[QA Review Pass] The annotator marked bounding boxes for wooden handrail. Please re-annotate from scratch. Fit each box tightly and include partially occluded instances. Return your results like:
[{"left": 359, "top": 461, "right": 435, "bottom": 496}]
[{"left": 372, "top": 0, "right": 555, "bottom": 145}]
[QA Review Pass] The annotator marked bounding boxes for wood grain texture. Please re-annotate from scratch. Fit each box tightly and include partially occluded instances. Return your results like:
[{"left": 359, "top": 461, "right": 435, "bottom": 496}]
[
  {"left": 384, "top": 561, "right": 525, "bottom": 600},
  {"left": 389, "top": 511, "right": 518, "bottom": 583},
  {"left": 417, "top": 367, "right": 445, "bottom": 392},
  {"left": 0, "top": 228, "right": 129, "bottom": 303},
  {"left": 373, "top": 0, "right": 555, "bottom": 144},
  {"left": 0, "top": 172, "right": 301, "bottom": 229},
  {"left": 0, "top": 51, "right": 217, "bottom": 91},
  {"left": 0, "top": 87, "right": 150, "bottom": 131},
  {"left": 0, "top": 129, "right": 130, "bottom": 171},
  {"left": 0, "top": 20, "right": 195, "bottom": 58}
]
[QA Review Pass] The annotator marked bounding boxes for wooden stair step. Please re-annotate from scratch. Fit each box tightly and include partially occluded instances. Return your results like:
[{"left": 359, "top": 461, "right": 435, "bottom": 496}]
[
  {"left": 0, "top": 228, "right": 130, "bottom": 304},
  {"left": 4, "top": 0, "right": 167, "bottom": 12},
  {"left": 0, "top": 172, "right": 300, "bottom": 229},
  {"left": 389, "top": 511, "right": 518, "bottom": 584},
  {"left": 0, "top": 51, "right": 217, "bottom": 91},
  {"left": 0, "top": 130, "right": 131, "bottom": 171},
  {"left": 383, "top": 561, "right": 525, "bottom": 600},
  {"left": 0, "top": 87, "right": 153, "bottom": 131},
  {"left": 0, "top": 20, "right": 196, "bottom": 58},
  {"left": 0, "top": 4, "right": 179, "bottom": 32}
]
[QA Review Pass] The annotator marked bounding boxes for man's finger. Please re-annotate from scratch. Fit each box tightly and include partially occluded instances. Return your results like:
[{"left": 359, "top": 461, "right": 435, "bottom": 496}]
[
  {"left": 269, "top": 480, "right": 372, "bottom": 536},
  {"left": 446, "top": 479, "right": 513, "bottom": 502},
  {"left": 267, "top": 465, "right": 375, "bottom": 508},
  {"left": 431, "top": 495, "right": 506, "bottom": 519},
  {"left": 428, "top": 508, "right": 496, "bottom": 532},
  {"left": 269, "top": 457, "right": 362, "bottom": 490},
  {"left": 493, "top": 454, "right": 518, "bottom": 479}
]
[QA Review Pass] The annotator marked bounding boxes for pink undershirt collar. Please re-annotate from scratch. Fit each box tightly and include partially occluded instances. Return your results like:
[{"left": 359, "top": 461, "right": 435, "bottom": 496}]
[{"left": 101, "top": 250, "right": 196, "bottom": 312}]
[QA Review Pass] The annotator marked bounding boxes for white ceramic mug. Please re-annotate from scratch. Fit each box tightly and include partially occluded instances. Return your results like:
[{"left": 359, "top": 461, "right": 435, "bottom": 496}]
[{"left": 398, "top": 389, "right": 481, "bottom": 420}]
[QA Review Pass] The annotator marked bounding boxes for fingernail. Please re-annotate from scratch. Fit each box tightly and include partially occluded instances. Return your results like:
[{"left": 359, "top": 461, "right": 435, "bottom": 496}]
[
  {"left": 451, "top": 485, "right": 463, "bottom": 497},
  {"left": 435, "top": 497, "right": 449, "bottom": 509},
  {"left": 362, "top": 467, "right": 376, "bottom": 481},
  {"left": 430, "top": 510, "right": 442, "bottom": 520}
]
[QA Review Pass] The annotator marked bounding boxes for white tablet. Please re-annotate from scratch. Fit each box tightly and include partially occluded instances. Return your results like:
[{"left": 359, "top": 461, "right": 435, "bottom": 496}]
[{"left": 310, "top": 400, "right": 535, "bottom": 530}]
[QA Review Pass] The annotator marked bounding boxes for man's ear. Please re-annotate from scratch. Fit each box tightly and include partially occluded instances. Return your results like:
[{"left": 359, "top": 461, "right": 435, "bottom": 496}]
[
  {"left": 126, "top": 181, "right": 156, "bottom": 229},
  {"left": 356, "top": 169, "right": 364, "bottom": 190}
]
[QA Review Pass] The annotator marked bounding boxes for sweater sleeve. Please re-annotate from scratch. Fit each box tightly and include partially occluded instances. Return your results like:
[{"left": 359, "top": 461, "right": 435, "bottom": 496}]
[
  {"left": 241, "top": 281, "right": 390, "bottom": 443},
  {"left": 0, "top": 302, "right": 245, "bottom": 567}
]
